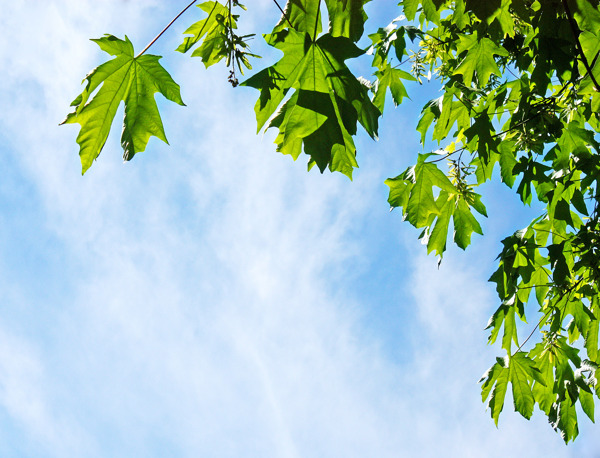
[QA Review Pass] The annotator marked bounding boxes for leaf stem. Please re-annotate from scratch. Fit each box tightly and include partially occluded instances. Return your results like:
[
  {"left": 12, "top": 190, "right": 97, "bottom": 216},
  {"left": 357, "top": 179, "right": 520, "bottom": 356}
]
[
  {"left": 136, "top": 0, "right": 199, "bottom": 58},
  {"left": 228, "top": 0, "right": 235, "bottom": 71}
]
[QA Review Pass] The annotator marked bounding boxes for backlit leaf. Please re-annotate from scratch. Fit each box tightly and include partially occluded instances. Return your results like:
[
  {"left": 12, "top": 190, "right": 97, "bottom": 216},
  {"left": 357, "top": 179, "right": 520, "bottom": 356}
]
[
  {"left": 62, "top": 35, "right": 184, "bottom": 174},
  {"left": 454, "top": 34, "right": 508, "bottom": 87}
]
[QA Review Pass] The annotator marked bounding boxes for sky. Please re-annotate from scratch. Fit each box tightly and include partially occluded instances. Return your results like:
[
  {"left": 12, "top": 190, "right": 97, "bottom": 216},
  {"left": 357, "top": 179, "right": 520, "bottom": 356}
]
[{"left": 0, "top": 1, "right": 598, "bottom": 457}]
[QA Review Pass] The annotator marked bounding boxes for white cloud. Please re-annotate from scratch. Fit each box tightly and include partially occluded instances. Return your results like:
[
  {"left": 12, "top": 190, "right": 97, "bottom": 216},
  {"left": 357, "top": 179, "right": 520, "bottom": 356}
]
[{"left": 0, "top": 327, "right": 95, "bottom": 457}]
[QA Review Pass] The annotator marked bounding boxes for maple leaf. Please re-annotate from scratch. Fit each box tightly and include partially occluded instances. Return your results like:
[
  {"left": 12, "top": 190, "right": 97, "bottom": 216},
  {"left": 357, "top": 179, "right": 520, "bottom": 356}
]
[
  {"left": 508, "top": 352, "right": 544, "bottom": 420},
  {"left": 242, "top": 29, "right": 379, "bottom": 178},
  {"left": 62, "top": 35, "right": 185, "bottom": 174},
  {"left": 454, "top": 34, "right": 508, "bottom": 87},
  {"left": 385, "top": 154, "right": 486, "bottom": 258},
  {"left": 480, "top": 356, "right": 509, "bottom": 426},
  {"left": 402, "top": 0, "right": 442, "bottom": 23},
  {"left": 372, "top": 62, "right": 414, "bottom": 112}
]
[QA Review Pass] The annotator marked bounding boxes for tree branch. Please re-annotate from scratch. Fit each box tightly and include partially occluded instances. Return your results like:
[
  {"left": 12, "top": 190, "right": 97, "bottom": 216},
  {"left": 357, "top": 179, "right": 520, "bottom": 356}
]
[
  {"left": 513, "top": 276, "right": 585, "bottom": 355},
  {"left": 561, "top": 0, "right": 600, "bottom": 92},
  {"left": 427, "top": 111, "right": 543, "bottom": 164},
  {"left": 272, "top": 0, "right": 293, "bottom": 29},
  {"left": 136, "top": 0, "right": 199, "bottom": 58},
  {"left": 513, "top": 308, "right": 553, "bottom": 355}
]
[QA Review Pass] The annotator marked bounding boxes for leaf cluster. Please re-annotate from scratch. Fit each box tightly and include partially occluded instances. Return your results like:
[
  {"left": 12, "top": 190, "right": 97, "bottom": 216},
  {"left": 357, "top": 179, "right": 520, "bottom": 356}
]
[
  {"left": 382, "top": 0, "right": 600, "bottom": 442},
  {"left": 62, "top": 0, "right": 600, "bottom": 442}
]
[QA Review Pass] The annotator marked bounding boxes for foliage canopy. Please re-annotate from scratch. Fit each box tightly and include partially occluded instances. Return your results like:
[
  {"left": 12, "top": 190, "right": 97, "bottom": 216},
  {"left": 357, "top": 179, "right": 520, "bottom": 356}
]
[{"left": 63, "top": 0, "right": 600, "bottom": 443}]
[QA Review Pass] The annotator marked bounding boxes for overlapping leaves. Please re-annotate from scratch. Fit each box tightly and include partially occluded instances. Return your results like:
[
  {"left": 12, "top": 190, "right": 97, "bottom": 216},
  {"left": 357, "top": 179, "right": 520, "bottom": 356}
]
[
  {"left": 385, "top": 0, "right": 600, "bottom": 442},
  {"left": 386, "top": 154, "right": 486, "bottom": 258},
  {"left": 242, "top": 0, "right": 379, "bottom": 178},
  {"left": 176, "top": 1, "right": 257, "bottom": 75},
  {"left": 63, "top": 0, "right": 600, "bottom": 444},
  {"left": 480, "top": 353, "right": 545, "bottom": 425},
  {"left": 176, "top": 1, "right": 233, "bottom": 66},
  {"left": 368, "top": 22, "right": 416, "bottom": 111}
]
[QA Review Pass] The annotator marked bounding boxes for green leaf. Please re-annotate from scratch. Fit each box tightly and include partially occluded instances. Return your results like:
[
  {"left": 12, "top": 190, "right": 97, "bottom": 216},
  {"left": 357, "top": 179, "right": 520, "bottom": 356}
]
[
  {"left": 554, "top": 121, "right": 599, "bottom": 170},
  {"left": 243, "top": 30, "right": 379, "bottom": 177},
  {"left": 513, "top": 156, "right": 552, "bottom": 205},
  {"left": 394, "top": 27, "right": 407, "bottom": 61},
  {"left": 464, "top": 113, "right": 498, "bottom": 163},
  {"left": 486, "top": 303, "right": 509, "bottom": 345},
  {"left": 269, "top": 91, "right": 328, "bottom": 159},
  {"left": 416, "top": 97, "right": 442, "bottom": 144},
  {"left": 480, "top": 357, "right": 510, "bottom": 426},
  {"left": 579, "top": 388, "right": 595, "bottom": 423},
  {"left": 501, "top": 302, "right": 517, "bottom": 352},
  {"left": 492, "top": 0, "right": 515, "bottom": 37},
  {"left": 465, "top": 0, "right": 501, "bottom": 23},
  {"left": 62, "top": 35, "right": 185, "bottom": 173},
  {"left": 531, "top": 345, "right": 555, "bottom": 415},
  {"left": 480, "top": 360, "right": 503, "bottom": 401},
  {"left": 530, "top": 267, "right": 549, "bottom": 306},
  {"left": 509, "top": 352, "right": 539, "bottom": 420},
  {"left": 401, "top": 0, "right": 442, "bottom": 23},
  {"left": 454, "top": 34, "right": 508, "bottom": 87},
  {"left": 427, "top": 191, "right": 454, "bottom": 256},
  {"left": 368, "top": 25, "right": 398, "bottom": 70},
  {"left": 401, "top": 0, "right": 419, "bottom": 21},
  {"left": 585, "top": 305, "right": 599, "bottom": 362},
  {"left": 385, "top": 171, "right": 413, "bottom": 209},
  {"left": 273, "top": 0, "right": 322, "bottom": 38},
  {"left": 453, "top": 197, "right": 484, "bottom": 249},
  {"left": 372, "top": 63, "right": 414, "bottom": 112},
  {"left": 498, "top": 140, "right": 518, "bottom": 187},
  {"left": 387, "top": 154, "right": 486, "bottom": 257},
  {"left": 573, "top": 0, "right": 600, "bottom": 36},
  {"left": 324, "top": 0, "right": 370, "bottom": 42},
  {"left": 176, "top": 1, "right": 231, "bottom": 65},
  {"left": 552, "top": 397, "right": 580, "bottom": 443},
  {"left": 432, "top": 88, "right": 470, "bottom": 143},
  {"left": 404, "top": 156, "right": 455, "bottom": 227}
]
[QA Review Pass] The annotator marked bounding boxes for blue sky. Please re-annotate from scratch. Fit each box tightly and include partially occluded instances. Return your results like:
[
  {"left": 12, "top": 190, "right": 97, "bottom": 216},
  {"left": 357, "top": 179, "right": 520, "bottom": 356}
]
[{"left": 0, "top": 1, "right": 598, "bottom": 456}]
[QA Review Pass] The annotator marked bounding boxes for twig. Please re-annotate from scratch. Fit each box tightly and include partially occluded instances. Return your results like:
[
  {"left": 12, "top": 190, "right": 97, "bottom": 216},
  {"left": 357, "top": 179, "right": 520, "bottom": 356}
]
[
  {"left": 424, "top": 31, "right": 447, "bottom": 44},
  {"left": 513, "top": 308, "right": 552, "bottom": 354},
  {"left": 392, "top": 58, "right": 411, "bottom": 68},
  {"left": 513, "top": 277, "right": 584, "bottom": 355},
  {"left": 561, "top": 0, "right": 600, "bottom": 92},
  {"left": 136, "top": 0, "right": 199, "bottom": 58},
  {"left": 272, "top": 0, "right": 293, "bottom": 29},
  {"left": 427, "top": 111, "right": 542, "bottom": 164},
  {"left": 515, "top": 283, "right": 556, "bottom": 290},
  {"left": 533, "top": 228, "right": 571, "bottom": 241}
]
